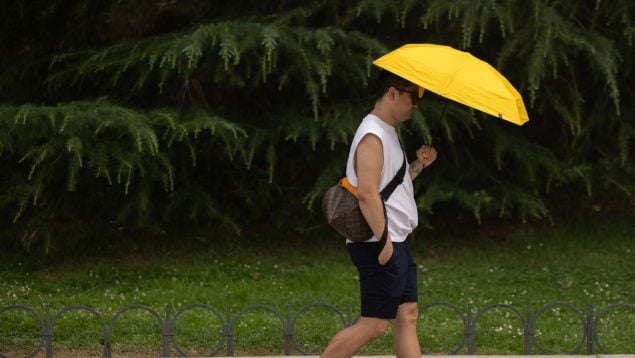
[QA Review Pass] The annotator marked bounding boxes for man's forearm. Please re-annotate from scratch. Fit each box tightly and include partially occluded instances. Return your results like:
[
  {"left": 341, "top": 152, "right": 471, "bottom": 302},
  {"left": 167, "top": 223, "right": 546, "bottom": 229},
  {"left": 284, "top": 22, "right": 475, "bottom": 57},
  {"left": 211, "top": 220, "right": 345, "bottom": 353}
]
[
  {"left": 409, "top": 159, "right": 425, "bottom": 180},
  {"left": 358, "top": 193, "right": 388, "bottom": 240}
]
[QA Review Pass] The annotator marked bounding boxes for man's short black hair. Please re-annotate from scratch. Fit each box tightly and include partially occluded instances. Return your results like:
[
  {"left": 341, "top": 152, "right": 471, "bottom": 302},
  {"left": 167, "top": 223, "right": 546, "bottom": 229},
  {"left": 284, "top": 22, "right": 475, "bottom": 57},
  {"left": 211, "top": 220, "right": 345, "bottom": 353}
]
[{"left": 375, "top": 70, "right": 418, "bottom": 101}]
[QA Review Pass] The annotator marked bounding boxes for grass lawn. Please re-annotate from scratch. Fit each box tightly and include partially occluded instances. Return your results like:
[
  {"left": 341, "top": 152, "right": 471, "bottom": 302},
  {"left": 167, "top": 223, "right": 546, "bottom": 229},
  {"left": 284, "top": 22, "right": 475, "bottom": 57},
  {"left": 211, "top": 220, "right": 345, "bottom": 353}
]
[{"left": 1, "top": 206, "right": 634, "bottom": 356}]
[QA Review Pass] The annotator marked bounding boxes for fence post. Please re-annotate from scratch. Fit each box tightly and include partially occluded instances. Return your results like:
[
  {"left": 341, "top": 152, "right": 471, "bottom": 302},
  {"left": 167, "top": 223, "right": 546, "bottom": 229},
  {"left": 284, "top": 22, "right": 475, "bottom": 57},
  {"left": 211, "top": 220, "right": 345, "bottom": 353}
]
[
  {"left": 103, "top": 324, "right": 112, "bottom": 358},
  {"left": 103, "top": 309, "right": 112, "bottom": 358},
  {"left": 586, "top": 304, "right": 595, "bottom": 354},
  {"left": 284, "top": 306, "right": 292, "bottom": 355},
  {"left": 466, "top": 304, "right": 475, "bottom": 354},
  {"left": 42, "top": 305, "right": 53, "bottom": 358},
  {"left": 225, "top": 305, "right": 234, "bottom": 356},
  {"left": 162, "top": 305, "right": 172, "bottom": 357},
  {"left": 523, "top": 305, "right": 533, "bottom": 354}
]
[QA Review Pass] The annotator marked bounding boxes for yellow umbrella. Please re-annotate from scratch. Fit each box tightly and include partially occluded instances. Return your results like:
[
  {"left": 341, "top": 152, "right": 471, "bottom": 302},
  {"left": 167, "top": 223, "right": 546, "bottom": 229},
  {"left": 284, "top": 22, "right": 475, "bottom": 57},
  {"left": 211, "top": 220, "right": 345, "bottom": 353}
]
[{"left": 373, "top": 43, "right": 529, "bottom": 125}]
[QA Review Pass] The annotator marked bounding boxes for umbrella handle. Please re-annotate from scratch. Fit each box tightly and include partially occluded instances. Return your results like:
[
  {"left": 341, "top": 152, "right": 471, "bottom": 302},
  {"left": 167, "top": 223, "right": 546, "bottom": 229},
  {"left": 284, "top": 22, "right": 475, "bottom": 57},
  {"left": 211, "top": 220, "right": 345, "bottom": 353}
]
[
  {"left": 438, "top": 102, "right": 449, "bottom": 122},
  {"left": 428, "top": 102, "right": 448, "bottom": 145}
]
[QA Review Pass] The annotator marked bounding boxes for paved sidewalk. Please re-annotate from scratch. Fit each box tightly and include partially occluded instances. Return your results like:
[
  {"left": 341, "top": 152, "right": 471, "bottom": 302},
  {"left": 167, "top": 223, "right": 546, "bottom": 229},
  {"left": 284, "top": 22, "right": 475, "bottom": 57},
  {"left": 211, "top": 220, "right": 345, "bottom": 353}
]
[{"left": 236, "top": 355, "right": 635, "bottom": 358}]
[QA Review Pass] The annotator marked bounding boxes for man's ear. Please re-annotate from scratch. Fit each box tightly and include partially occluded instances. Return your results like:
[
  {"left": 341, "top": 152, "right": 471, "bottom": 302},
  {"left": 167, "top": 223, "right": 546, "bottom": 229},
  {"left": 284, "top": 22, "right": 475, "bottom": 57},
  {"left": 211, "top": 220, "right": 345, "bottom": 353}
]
[{"left": 387, "top": 86, "right": 397, "bottom": 101}]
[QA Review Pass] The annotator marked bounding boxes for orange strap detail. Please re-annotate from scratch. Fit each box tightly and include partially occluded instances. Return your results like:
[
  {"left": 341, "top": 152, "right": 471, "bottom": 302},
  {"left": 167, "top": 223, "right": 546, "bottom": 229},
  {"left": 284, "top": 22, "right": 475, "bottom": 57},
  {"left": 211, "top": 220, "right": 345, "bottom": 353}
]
[{"left": 338, "top": 177, "right": 359, "bottom": 198}]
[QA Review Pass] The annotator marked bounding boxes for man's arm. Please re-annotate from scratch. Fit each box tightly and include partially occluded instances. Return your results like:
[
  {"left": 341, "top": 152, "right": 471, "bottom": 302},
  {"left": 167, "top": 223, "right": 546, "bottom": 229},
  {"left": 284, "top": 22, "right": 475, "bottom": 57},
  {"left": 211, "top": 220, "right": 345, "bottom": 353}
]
[{"left": 355, "top": 133, "right": 393, "bottom": 265}]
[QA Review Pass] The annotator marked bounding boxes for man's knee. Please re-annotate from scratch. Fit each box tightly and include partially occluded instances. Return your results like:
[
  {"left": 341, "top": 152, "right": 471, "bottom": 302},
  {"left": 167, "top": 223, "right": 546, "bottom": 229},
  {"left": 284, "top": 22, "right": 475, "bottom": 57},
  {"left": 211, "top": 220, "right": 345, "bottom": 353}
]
[
  {"left": 398, "top": 303, "right": 419, "bottom": 326},
  {"left": 368, "top": 320, "right": 390, "bottom": 340},
  {"left": 359, "top": 318, "right": 390, "bottom": 340}
]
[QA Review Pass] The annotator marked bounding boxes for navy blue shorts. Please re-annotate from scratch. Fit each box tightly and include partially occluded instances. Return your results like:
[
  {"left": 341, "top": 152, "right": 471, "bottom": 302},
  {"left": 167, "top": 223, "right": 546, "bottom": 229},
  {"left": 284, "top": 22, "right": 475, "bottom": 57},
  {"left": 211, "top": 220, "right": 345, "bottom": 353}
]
[{"left": 347, "top": 241, "right": 418, "bottom": 319}]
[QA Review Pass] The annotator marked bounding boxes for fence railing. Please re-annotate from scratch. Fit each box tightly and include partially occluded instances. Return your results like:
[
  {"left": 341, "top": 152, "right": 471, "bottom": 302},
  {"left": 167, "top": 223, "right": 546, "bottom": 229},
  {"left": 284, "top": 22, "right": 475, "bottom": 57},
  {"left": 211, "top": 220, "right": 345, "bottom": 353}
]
[{"left": 1, "top": 301, "right": 634, "bottom": 357}]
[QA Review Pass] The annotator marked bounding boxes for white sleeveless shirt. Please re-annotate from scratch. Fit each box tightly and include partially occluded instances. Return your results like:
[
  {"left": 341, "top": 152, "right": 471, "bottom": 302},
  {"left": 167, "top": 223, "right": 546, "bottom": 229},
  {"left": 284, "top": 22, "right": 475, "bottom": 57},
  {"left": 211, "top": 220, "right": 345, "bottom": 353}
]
[{"left": 345, "top": 114, "right": 418, "bottom": 242}]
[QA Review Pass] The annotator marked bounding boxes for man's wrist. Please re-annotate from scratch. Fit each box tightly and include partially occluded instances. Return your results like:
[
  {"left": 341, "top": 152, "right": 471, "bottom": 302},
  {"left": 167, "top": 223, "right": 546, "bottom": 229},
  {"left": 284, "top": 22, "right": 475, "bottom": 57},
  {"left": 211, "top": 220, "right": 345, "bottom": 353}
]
[{"left": 411, "top": 159, "right": 425, "bottom": 173}]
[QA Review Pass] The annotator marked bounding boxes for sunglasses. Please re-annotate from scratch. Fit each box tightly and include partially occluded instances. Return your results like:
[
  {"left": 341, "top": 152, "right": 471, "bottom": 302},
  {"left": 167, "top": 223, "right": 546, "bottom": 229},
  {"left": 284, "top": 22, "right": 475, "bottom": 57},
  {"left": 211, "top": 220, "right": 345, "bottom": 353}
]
[{"left": 393, "top": 87, "right": 419, "bottom": 105}]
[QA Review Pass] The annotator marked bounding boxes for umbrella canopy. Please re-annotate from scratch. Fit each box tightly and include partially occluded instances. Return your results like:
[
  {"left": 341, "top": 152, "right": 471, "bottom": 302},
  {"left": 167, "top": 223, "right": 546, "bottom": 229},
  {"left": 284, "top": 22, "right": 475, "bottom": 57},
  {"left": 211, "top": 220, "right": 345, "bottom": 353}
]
[{"left": 373, "top": 43, "right": 529, "bottom": 125}]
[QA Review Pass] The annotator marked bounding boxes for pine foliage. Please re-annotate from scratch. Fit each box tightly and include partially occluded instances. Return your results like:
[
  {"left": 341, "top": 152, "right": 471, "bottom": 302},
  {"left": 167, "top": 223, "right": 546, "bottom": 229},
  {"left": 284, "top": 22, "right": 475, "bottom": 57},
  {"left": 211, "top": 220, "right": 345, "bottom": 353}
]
[
  {"left": 0, "top": 101, "right": 248, "bottom": 250},
  {"left": 0, "top": 0, "right": 633, "bottom": 250}
]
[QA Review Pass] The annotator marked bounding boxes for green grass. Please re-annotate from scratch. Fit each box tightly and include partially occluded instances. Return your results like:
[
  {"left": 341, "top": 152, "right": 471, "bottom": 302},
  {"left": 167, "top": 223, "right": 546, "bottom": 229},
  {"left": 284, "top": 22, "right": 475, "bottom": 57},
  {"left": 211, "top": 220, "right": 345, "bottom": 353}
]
[{"left": 1, "top": 208, "right": 635, "bottom": 356}]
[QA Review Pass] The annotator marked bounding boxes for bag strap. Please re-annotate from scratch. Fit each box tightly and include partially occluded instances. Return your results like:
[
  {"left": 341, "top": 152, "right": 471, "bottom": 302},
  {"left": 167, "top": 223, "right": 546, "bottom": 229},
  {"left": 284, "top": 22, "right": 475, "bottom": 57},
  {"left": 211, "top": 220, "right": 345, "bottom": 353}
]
[
  {"left": 377, "top": 152, "right": 406, "bottom": 246},
  {"left": 379, "top": 153, "right": 407, "bottom": 201},
  {"left": 377, "top": 201, "right": 389, "bottom": 246}
]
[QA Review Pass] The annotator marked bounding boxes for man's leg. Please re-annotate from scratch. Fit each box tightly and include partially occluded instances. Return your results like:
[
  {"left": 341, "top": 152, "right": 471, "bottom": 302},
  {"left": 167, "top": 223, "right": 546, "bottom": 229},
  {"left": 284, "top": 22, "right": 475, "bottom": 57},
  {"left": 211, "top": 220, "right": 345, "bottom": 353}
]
[
  {"left": 321, "top": 316, "right": 389, "bottom": 358},
  {"left": 392, "top": 302, "right": 421, "bottom": 357}
]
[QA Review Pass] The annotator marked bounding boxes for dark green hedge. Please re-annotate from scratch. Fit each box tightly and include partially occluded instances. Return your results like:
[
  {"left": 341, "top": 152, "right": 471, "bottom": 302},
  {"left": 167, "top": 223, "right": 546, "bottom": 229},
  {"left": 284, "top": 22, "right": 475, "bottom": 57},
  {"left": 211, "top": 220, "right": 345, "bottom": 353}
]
[{"left": 1, "top": 0, "right": 633, "bottom": 251}]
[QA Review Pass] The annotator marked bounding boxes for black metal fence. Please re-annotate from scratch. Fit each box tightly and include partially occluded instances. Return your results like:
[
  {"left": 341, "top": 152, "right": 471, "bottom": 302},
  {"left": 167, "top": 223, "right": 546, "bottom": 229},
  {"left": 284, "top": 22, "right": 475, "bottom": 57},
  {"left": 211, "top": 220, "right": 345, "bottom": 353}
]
[{"left": 1, "top": 301, "right": 634, "bottom": 357}]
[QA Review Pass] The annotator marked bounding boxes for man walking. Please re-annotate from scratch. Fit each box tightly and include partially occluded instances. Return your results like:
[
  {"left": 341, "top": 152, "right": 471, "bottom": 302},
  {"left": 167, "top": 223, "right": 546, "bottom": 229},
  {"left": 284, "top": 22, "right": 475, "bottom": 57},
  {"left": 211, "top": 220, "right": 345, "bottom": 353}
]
[{"left": 321, "top": 71, "right": 437, "bottom": 357}]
